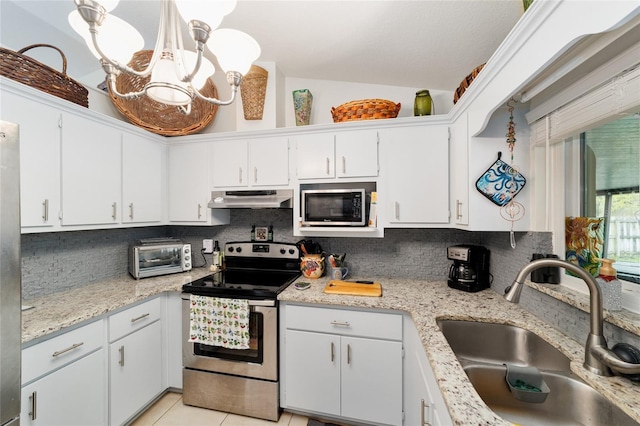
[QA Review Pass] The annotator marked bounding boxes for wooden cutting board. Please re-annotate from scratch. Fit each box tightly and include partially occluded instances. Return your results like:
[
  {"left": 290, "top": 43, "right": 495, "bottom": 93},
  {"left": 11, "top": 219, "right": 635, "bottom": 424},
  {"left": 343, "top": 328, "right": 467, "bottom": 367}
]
[{"left": 324, "top": 280, "right": 382, "bottom": 297}]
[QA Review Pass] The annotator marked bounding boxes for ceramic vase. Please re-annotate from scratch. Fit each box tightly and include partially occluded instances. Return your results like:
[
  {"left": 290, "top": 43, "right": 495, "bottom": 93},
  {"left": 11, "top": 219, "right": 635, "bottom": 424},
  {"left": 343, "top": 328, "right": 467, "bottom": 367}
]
[{"left": 293, "top": 89, "right": 313, "bottom": 126}]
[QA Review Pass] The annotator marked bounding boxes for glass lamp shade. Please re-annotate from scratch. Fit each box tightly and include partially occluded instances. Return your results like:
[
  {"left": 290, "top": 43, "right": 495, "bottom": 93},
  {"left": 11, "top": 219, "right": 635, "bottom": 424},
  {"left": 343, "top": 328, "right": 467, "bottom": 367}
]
[
  {"left": 68, "top": 10, "right": 143, "bottom": 64},
  {"left": 179, "top": 50, "right": 215, "bottom": 89},
  {"left": 207, "top": 29, "right": 260, "bottom": 75},
  {"left": 175, "top": 0, "right": 237, "bottom": 29},
  {"left": 146, "top": 50, "right": 193, "bottom": 105},
  {"left": 100, "top": 0, "right": 120, "bottom": 12}
]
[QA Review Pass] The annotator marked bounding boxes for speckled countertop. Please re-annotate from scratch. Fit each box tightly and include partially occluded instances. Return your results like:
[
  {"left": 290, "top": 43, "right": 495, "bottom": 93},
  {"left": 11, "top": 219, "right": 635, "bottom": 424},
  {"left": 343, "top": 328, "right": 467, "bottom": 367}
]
[
  {"left": 21, "top": 271, "right": 640, "bottom": 425},
  {"left": 278, "top": 276, "right": 640, "bottom": 426}
]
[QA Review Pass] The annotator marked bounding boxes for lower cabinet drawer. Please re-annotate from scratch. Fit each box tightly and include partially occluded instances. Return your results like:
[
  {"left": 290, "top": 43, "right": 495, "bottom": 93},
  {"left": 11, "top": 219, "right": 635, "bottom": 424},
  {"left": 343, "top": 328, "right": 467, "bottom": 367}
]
[
  {"left": 22, "top": 320, "right": 104, "bottom": 384},
  {"left": 109, "top": 296, "right": 162, "bottom": 342},
  {"left": 285, "top": 304, "right": 402, "bottom": 340}
]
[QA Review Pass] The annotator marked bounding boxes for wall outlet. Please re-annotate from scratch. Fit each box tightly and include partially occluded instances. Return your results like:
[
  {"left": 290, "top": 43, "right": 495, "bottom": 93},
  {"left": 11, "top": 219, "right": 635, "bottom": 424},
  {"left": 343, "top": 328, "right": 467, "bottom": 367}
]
[{"left": 202, "top": 239, "right": 214, "bottom": 254}]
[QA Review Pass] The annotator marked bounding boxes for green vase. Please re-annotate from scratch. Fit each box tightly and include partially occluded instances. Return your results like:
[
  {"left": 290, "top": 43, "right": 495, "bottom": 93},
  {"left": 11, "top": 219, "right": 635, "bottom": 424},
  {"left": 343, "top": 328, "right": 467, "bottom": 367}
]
[{"left": 293, "top": 89, "right": 313, "bottom": 126}]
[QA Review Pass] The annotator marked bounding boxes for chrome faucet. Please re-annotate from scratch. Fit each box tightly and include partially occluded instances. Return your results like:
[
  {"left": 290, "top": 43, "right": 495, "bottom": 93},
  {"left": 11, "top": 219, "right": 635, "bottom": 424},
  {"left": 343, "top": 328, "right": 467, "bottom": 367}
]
[{"left": 505, "top": 258, "right": 640, "bottom": 377}]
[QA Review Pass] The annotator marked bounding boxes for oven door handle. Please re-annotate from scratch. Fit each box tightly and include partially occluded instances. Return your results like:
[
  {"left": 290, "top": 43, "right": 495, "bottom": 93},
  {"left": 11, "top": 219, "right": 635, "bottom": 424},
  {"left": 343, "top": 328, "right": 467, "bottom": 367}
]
[{"left": 181, "top": 293, "right": 275, "bottom": 308}]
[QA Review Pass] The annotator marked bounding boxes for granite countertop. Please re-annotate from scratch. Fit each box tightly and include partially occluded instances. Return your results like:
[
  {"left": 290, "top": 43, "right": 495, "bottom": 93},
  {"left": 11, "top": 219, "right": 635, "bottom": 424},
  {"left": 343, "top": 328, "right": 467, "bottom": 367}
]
[
  {"left": 21, "top": 268, "right": 212, "bottom": 344},
  {"left": 22, "top": 271, "right": 640, "bottom": 424},
  {"left": 278, "top": 276, "right": 640, "bottom": 425}
]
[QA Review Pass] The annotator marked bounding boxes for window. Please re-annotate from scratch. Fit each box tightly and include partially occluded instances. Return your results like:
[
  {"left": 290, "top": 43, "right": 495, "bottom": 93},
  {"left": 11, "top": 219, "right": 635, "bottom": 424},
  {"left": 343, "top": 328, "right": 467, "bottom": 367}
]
[{"left": 583, "top": 116, "right": 640, "bottom": 284}]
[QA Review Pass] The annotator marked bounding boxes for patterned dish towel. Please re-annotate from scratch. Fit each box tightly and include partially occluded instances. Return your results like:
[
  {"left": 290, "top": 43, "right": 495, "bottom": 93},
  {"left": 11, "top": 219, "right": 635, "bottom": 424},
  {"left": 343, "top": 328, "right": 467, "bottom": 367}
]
[{"left": 188, "top": 295, "right": 250, "bottom": 349}]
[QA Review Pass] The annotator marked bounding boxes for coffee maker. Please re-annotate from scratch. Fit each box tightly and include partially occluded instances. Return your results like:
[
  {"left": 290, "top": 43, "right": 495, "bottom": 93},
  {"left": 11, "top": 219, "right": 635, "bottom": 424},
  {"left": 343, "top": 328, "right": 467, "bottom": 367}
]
[{"left": 447, "top": 245, "right": 491, "bottom": 292}]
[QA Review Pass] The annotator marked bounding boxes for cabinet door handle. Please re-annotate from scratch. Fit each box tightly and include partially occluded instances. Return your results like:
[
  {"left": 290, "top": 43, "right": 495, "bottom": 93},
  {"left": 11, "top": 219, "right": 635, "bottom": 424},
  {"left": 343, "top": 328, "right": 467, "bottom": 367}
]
[
  {"left": 131, "top": 312, "right": 150, "bottom": 323},
  {"left": 254, "top": 166, "right": 258, "bottom": 183},
  {"left": 239, "top": 167, "right": 243, "bottom": 184},
  {"left": 395, "top": 202, "right": 400, "bottom": 220},
  {"left": 421, "top": 399, "right": 432, "bottom": 426},
  {"left": 197, "top": 203, "right": 202, "bottom": 219},
  {"left": 42, "top": 199, "right": 49, "bottom": 222},
  {"left": 326, "top": 157, "right": 330, "bottom": 175},
  {"left": 29, "top": 391, "right": 37, "bottom": 420},
  {"left": 341, "top": 156, "right": 346, "bottom": 174},
  {"left": 111, "top": 202, "right": 117, "bottom": 220},
  {"left": 330, "top": 320, "right": 350, "bottom": 327},
  {"left": 52, "top": 342, "right": 84, "bottom": 357},
  {"left": 119, "top": 345, "right": 125, "bottom": 366},
  {"left": 330, "top": 342, "right": 335, "bottom": 362},
  {"left": 347, "top": 344, "right": 351, "bottom": 365},
  {"left": 129, "top": 203, "right": 134, "bottom": 219},
  {"left": 456, "top": 200, "right": 463, "bottom": 220}
]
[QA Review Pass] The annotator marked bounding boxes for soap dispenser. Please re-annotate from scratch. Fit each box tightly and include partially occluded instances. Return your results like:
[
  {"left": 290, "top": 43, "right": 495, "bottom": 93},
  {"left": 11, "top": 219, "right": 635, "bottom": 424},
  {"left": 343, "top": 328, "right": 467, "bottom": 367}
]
[{"left": 596, "top": 258, "right": 622, "bottom": 311}]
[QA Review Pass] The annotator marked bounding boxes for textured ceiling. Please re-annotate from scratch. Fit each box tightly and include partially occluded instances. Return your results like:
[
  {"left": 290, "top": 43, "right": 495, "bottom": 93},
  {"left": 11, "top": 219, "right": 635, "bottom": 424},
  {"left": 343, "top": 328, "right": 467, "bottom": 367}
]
[{"left": 0, "top": 0, "right": 524, "bottom": 91}]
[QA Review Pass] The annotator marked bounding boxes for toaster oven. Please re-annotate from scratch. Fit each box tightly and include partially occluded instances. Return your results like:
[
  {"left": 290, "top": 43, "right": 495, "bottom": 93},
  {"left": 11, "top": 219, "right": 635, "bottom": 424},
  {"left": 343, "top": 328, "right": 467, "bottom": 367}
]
[{"left": 129, "top": 238, "right": 192, "bottom": 279}]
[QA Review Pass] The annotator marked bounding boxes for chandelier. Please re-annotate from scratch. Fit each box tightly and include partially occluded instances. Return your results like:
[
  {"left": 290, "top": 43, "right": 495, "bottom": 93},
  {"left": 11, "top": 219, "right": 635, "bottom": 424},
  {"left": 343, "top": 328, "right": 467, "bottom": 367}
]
[{"left": 69, "top": 0, "right": 260, "bottom": 114}]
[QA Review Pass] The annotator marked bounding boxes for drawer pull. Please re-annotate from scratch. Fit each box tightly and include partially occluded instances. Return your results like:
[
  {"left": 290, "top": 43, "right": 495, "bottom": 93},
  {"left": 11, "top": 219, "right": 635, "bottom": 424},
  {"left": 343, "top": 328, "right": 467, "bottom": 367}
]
[
  {"left": 330, "top": 342, "right": 335, "bottom": 362},
  {"left": 197, "top": 203, "right": 202, "bottom": 219},
  {"left": 341, "top": 156, "right": 346, "bottom": 174},
  {"left": 456, "top": 200, "right": 463, "bottom": 220},
  {"left": 330, "top": 320, "right": 350, "bottom": 327},
  {"left": 111, "top": 202, "right": 117, "bottom": 220},
  {"left": 254, "top": 166, "right": 258, "bottom": 183},
  {"left": 421, "top": 399, "right": 432, "bottom": 426},
  {"left": 347, "top": 343, "right": 351, "bottom": 365},
  {"left": 129, "top": 203, "right": 134, "bottom": 219},
  {"left": 119, "top": 345, "right": 125, "bottom": 366},
  {"left": 29, "top": 391, "right": 37, "bottom": 420},
  {"left": 326, "top": 157, "right": 330, "bottom": 175},
  {"left": 131, "top": 312, "right": 150, "bottom": 323},
  {"left": 52, "top": 342, "right": 84, "bottom": 357},
  {"left": 42, "top": 199, "right": 49, "bottom": 222}
]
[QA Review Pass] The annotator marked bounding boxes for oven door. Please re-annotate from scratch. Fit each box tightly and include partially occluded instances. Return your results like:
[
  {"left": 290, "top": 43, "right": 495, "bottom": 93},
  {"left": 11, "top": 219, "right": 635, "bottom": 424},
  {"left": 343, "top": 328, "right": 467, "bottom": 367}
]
[{"left": 181, "top": 295, "right": 278, "bottom": 381}]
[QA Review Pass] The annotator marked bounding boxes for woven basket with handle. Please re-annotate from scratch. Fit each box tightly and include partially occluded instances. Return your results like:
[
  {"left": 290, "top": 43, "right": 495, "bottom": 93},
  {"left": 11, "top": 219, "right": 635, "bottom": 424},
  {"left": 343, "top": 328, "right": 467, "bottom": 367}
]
[
  {"left": 108, "top": 50, "right": 219, "bottom": 136},
  {"left": 331, "top": 99, "right": 401, "bottom": 123},
  {"left": 0, "top": 44, "right": 88, "bottom": 108}
]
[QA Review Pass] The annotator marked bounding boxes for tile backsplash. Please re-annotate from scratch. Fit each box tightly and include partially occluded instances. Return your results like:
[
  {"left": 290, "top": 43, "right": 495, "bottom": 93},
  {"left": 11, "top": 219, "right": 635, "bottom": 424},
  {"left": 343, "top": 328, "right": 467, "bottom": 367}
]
[{"left": 21, "top": 209, "right": 638, "bottom": 350}]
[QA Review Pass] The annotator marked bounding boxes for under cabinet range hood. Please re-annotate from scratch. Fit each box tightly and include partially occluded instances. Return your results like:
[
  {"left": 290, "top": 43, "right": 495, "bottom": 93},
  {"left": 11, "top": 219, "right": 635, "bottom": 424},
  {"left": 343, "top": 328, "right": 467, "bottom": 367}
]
[{"left": 208, "top": 190, "right": 293, "bottom": 209}]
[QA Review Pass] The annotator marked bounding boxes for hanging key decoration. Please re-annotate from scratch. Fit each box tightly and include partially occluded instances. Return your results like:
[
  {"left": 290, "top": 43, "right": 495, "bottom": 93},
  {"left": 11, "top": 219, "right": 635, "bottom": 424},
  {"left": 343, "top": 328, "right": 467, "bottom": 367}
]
[{"left": 501, "top": 98, "right": 526, "bottom": 248}]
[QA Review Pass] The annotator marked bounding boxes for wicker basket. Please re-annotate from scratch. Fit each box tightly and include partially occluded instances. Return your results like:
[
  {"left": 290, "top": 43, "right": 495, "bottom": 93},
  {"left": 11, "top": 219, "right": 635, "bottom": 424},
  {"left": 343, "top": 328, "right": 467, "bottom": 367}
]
[
  {"left": 453, "top": 63, "right": 486, "bottom": 104},
  {"left": 331, "top": 99, "right": 401, "bottom": 122},
  {"left": 240, "top": 65, "right": 268, "bottom": 120},
  {"left": 108, "top": 50, "right": 218, "bottom": 136},
  {"left": 0, "top": 44, "right": 88, "bottom": 108}
]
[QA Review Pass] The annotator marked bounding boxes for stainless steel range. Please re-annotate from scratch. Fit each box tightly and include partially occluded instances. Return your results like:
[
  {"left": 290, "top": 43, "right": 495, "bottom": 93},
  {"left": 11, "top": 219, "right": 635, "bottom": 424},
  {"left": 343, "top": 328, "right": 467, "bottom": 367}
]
[{"left": 181, "top": 241, "right": 300, "bottom": 421}]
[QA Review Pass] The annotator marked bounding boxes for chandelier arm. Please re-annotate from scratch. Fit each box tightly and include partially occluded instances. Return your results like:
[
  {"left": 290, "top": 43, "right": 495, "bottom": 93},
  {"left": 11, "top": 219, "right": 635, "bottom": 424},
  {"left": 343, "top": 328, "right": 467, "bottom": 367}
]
[
  {"left": 191, "top": 71, "right": 242, "bottom": 106},
  {"left": 105, "top": 73, "right": 146, "bottom": 100}
]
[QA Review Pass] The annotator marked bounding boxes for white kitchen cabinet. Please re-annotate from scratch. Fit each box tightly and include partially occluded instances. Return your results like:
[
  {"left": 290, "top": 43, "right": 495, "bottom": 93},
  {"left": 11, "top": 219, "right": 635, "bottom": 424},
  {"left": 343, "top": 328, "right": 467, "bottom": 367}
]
[
  {"left": 403, "top": 316, "right": 452, "bottom": 426},
  {"left": 335, "top": 129, "right": 379, "bottom": 178},
  {"left": 282, "top": 304, "right": 403, "bottom": 426},
  {"left": 60, "top": 112, "right": 122, "bottom": 226},
  {"left": 21, "top": 320, "right": 106, "bottom": 426},
  {"left": 1, "top": 90, "right": 61, "bottom": 230},
  {"left": 122, "top": 132, "right": 163, "bottom": 224},
  {"left": 109, "top": 297, "right": 163, "bottom": 425},
  {"left": 168, "top": 142, "right": 229, "bottom": 225},
  {"left": 450, "top": 112, "right": 469, "bottom": 226},
  {"left": 379, "top": 124, "right": 450, "bottom": 226},
  {"left": 211, "top": 137, "right": 290, "bottom": 188},
  {"left": 294, "top": 130, "right": 379, "bottom": 180},
  {"left": 21, "top": 350, "right": 106, "bottom": 426}
]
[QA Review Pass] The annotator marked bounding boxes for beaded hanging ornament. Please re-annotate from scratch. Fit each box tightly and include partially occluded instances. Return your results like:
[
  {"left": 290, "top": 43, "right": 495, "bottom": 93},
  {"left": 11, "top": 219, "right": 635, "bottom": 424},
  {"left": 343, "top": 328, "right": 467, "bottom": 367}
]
[{"left": 501, "top": 99, "right": 526, "bottom": 248}]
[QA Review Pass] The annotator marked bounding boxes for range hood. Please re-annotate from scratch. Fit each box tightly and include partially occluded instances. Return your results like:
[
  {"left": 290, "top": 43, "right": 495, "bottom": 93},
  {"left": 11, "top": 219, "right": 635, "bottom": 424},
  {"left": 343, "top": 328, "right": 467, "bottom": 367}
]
[{"left": 208, "top": 189, "right": 293, "bottom": 209}]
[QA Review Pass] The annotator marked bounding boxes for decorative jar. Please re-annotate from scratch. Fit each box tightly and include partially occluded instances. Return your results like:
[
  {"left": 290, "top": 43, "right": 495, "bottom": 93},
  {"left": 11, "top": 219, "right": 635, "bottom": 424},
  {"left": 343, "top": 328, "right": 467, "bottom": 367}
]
[{"left": 414, "top": 90, "right": 433, "bottom": 116}]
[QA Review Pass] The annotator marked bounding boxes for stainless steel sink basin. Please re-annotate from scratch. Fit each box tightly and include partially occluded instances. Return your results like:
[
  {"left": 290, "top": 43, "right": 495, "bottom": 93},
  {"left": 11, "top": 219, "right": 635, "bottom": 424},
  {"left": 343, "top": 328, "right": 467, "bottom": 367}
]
[{"left": 437, "top": 320, "right": 637, "bottom": 425}]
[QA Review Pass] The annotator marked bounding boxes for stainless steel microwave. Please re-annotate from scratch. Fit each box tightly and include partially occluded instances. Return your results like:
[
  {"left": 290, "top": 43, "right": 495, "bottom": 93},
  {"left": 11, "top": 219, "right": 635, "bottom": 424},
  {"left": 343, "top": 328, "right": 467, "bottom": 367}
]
[
  {"left": 301, "top": 188, "right": 366, "bottom": 226},
  {"left": 129, "top": 238, "right": 192, "bottom": 279}
]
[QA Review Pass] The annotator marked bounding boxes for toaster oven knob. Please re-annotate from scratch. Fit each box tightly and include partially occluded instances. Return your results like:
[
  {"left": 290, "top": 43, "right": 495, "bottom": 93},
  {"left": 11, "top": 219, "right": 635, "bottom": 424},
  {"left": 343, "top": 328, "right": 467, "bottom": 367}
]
[
  {"left": 185, "top": 263, "right": 191, "bottom": 268},
  {"left": 185, "top": 255, "right": 190, "bottom": 261},
  {"left": 184, "top": 247, "right": 190, "bottom": 254}
]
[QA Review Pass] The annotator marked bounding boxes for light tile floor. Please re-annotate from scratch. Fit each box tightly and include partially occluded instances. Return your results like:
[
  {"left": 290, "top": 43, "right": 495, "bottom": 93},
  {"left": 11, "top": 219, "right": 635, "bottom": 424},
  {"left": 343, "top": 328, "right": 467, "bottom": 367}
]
[{"left": 131, "top": 392, "right": 310, "bottom": 426}]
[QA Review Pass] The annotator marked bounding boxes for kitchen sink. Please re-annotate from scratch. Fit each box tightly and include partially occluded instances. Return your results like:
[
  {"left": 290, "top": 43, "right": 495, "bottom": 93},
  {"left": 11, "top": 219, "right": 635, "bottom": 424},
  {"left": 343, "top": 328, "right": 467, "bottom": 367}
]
[{"left": 437, "top": 320, "right": 637, "bottom": 425}]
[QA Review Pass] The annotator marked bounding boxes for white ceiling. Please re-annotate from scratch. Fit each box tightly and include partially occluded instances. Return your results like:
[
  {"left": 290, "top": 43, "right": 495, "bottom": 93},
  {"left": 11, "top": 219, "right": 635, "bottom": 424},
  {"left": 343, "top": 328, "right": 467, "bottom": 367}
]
[{"left": 0, "top": 0, "right": 524, "bottom": 92}]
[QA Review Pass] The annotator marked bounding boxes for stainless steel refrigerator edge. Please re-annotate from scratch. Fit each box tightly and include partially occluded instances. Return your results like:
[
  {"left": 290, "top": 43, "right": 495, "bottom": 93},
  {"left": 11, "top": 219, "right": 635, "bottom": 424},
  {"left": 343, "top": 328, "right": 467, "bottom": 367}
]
[{"left": 0, "top": 121, "right": 21, "bottom": 426}]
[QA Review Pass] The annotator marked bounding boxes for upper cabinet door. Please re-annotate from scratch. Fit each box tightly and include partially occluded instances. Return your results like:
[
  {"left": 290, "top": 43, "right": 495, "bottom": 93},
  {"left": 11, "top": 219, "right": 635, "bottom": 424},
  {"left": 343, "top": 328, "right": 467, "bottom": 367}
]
[
  {"left": 295, "top": 133, "right": 335, "bottom": 179},
  {"left": 381, "top": 125, "right": 450, "bottom": 225},
  {"left": 249, "top": 136, "right": 290, "bottom": 186},
  {"left": 212, "top": 140, "right": 248, "bottom": 187},
  {"left": 60, "top": 113, "right": 122, "bottom": 226},
  {"left": 335, "top": 130, "right": 379, "bottom": 178},
  {"left": 1, "top": 91, "right": 61, "bottom": 229},
  {"left": 122, "top": 133, "right": 163, "bottom": 224}
]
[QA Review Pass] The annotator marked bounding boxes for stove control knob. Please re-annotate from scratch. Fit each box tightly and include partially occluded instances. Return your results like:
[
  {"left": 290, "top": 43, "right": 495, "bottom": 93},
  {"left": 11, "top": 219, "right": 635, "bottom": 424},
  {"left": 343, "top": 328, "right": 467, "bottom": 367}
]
[
  {"left": 280, "top": 248, "right": 286, "bottom": 254},
  {"left": 228, "top": 247, "right": 234, "bottom": 252},
  {"left": 289, "top": 249, "right": 296, "bottom": 255},
  {"left": 236, "top": 247, "right": 242, "bottom": 253}
]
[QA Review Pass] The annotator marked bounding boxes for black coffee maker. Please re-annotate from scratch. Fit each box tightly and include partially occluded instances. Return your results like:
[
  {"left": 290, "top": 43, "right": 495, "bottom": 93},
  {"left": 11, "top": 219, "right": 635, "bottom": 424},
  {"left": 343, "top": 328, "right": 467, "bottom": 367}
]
[{"left": 447, "top": 245, "right": 491, "bottom": 292}]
